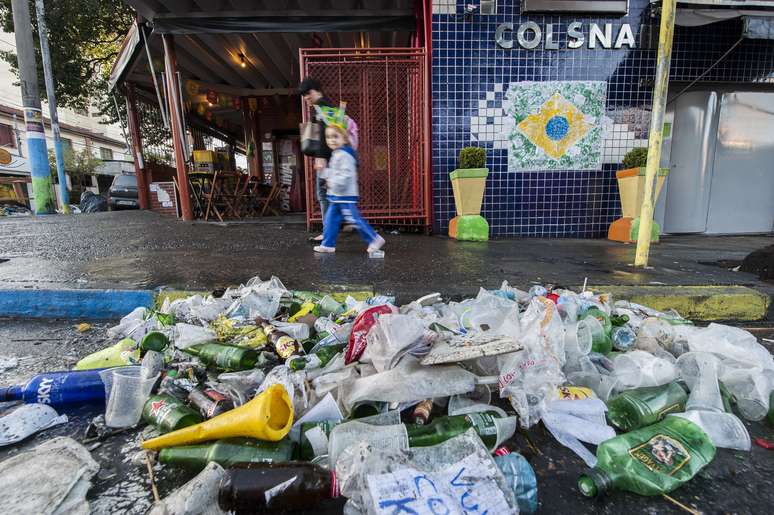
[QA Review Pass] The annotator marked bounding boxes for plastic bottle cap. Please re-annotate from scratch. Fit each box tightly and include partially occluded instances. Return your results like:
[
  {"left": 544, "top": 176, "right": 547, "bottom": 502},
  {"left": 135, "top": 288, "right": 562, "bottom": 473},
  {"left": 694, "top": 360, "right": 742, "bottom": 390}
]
[{"left": 577, "top": 475, "right": 598, "bottom": 497}]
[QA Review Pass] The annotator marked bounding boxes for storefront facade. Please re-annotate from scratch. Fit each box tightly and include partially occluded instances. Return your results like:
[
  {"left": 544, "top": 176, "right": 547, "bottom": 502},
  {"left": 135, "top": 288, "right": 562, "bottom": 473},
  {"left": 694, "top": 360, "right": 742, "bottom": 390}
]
[{"left": 431, "top": 0, "right": 774, "bottom": 237}]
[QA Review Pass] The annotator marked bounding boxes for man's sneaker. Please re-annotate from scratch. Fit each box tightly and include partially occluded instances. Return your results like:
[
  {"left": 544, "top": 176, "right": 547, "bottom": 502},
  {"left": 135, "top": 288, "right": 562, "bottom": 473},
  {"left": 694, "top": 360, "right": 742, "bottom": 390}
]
[
  {"left": 309, "top": 234, "right": 324, "bottom": 242},
  {"left": 367, "top": 235, "right": 385, "bottom": 253},
  {"left": 313, "top": 245, "right": 336, "bottom": 253}
]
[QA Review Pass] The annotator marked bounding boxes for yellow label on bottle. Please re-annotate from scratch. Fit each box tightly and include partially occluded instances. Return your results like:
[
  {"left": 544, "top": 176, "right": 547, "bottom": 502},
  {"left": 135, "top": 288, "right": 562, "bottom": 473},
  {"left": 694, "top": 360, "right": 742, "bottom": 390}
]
[
  {"left": 629, "top": 434, "right": 691, "bottom": 476},
  {"left": 556, "top": 386, "right": 594, "bottom": 400},
  {"left": 275, "top": 336, "right": 297, "bottom": 359}
]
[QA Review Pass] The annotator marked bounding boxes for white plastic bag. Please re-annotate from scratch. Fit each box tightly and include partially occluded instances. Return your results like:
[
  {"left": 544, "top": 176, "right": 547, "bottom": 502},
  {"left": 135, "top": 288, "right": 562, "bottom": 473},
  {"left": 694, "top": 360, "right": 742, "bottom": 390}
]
[
  {"left": 0, "top": 404, "right": 68, "bottom": 446},
  {"left": 172, "top": 323, "right": 217, "bottom": 349},
  {"left": 362, "top": 313, "right": 434, "bottom": 372}
]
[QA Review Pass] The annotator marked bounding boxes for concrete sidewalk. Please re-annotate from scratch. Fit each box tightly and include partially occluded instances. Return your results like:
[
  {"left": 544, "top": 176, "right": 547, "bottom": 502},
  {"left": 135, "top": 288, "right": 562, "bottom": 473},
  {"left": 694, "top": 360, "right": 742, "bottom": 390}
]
[{"left": 1, "top": 211, "right": 771, "bottom": 318}]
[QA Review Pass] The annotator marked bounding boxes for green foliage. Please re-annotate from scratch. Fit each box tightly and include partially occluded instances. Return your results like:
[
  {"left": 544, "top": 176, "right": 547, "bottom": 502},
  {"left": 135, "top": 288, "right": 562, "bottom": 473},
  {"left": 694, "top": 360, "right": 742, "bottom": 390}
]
[
  {"left": 459, "top": 146, "right": 486, "bottom": 169},
  {"left": 622, "top": 147, "right": 648, "bottom": 169},
  {"left": 0, "top": 0, "right": 134, "bottom": 118},
  {"left": 49, "top": 146, "right": 100, "bottom": 180}
]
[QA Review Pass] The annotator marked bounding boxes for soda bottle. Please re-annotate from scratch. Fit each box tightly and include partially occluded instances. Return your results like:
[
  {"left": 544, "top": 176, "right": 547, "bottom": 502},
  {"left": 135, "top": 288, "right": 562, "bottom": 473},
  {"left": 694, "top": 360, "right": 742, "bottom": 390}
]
[
  {"left": 159, "top": 437, "right": 295, "bottom": 469},
  {"left": 0, "top": 369, "right": 107, "bottom": 407},
  {"left": 494, "top": 450, "right": 538, "bottom": 514},
  {"left": 606, "top": 383, "right": 689, "bottom": 432},
  {"left": 406, "top": 412, "right": 518, "bottom": 451},
  {"left": 188, "top": 388, "right": 234, "bottom": 418},
  {"left": 411, "top": 399, "right": 434, "bottom": 425},
  {"left": 256, "top": 320, "right": 301, "bottom": 359},
  {"left": 182, "top": 343, "right": 258, "bottom": 371},
  {"left": 577, "top": 416, "right": 716, "bottom": 497},
  {"left": 218, "top": 462, "right": 338, "bottom": 513},
  {"left": 142, "top": 393, "right": 203, "bottom": 433},
  {"left": 287, "top": 344, "right": 345, "bottom": 371},
  {"left": 140, "top": 331, "right": 170, "bottom": 353}
]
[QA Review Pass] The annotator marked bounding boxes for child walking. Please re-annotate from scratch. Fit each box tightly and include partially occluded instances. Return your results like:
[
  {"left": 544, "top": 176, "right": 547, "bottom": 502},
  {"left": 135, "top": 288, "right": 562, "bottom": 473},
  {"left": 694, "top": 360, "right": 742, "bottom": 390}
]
[{"left": 313, "top": 105, "right": 385, "bottom": 254}]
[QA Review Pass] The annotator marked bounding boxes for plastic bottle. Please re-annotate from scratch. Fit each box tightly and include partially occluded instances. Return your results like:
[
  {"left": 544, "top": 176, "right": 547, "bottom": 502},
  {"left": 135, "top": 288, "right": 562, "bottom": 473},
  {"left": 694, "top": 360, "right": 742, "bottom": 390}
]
[
  {"left": 74, "top": 338, "right": 140, "bottom": 370},
  {"left": 407, "top": 412, "right": 518, "bottom": 451},
  {"left": 581, "top": 308, "right": 613, "bottom": 354},
  {"left": 494, "top": 450, "right": 538, "bottom": 514},
  {"left": 217, "top": 462, "right": 338, "bottom": 513},
  {"left": 606, "top": 383, "right": 689, "bottom": 432},
  {"left": 142, "top": 393, "right": 203, "bottom": 433},
  {"left": 577, "top": 416, "right": 716, "bottom": 497},
  {"left": 0, "top": 369, "right": 107, "bottom": 407},
  {"left": 611, "top": 326, "right": 636, "bottom": 351},
  {"left": 287, "top": 344, "right": 344, "bottom": 371},
  {"left": 159, "top": 437, "right": 295, "bottom": 469},
  {"left": 182, "top": 343, "right": 258, "bottom": 371}
]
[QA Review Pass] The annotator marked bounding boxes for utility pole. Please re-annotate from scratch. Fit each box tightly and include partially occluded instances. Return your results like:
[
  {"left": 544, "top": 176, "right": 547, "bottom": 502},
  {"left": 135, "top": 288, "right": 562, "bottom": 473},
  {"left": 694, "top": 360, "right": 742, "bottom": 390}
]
[
  {"left": 634, "top": 0, "right": 676, "bottom": 267},
  {"left": 35, "top": 0, "right": 69, "bottom": 213},
  {"left": 11, "top": 0, "right": 54, "bottom": 214}
]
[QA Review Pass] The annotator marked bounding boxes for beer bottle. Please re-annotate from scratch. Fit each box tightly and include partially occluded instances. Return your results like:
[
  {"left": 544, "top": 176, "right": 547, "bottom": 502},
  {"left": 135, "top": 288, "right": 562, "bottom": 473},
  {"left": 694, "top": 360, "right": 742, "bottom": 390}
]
[
  {"left": 256, "top": 319, "right": 301, "bottom": 359},
  {"left": 287, "top": 344, "right": 345, "bottom": 371},
  {"left": 140, "top": 331, "right": 170, "bottom": 353},
  {"left": 411, "top": 399, "right": 434, "bottom": 425},
  {"left": 182, "top": 343, "right": 258, "bottom": 371},
  {"left": 159, "top": 437, "right": 295, "bottom": 469},
  {"left": 188, "top": 388, "right": 234, "bottom": 418},
  {"left": 578, "top": 417, "right": 715, "bottom": 497},
  {"left": 218, "top": 462, "right": 339, "bottom": 513},
  {"left": 406, "top": 412, "right": 518, "bottom": 451},
  {"left": 142, "top": 394, "right": 202, "bottom": 433},
  {"left": 606, "top": 383, "right": 689, "bottom": 432}
]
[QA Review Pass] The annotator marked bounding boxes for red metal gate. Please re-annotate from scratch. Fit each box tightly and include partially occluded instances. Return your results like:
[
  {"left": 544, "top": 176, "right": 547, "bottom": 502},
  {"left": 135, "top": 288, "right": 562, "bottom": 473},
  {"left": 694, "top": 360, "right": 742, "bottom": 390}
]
[{"left": 300, "top": 48, "right": 431, "bottom": 230}]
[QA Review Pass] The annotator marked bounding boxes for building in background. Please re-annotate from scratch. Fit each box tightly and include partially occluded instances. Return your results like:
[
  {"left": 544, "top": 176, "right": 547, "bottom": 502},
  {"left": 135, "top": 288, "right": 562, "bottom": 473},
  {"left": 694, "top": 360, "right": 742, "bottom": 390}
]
[{"left": 0, "top": 29, "right": 132, "bottom": 203}]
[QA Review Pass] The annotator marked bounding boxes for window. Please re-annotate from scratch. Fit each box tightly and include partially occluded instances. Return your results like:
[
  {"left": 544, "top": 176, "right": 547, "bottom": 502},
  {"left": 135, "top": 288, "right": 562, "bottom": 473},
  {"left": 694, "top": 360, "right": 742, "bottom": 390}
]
[
  {"left": 112, "top": 174, "right": 136, "bottom": 188},
  {"left": 0, "top": 123, "right": 16, "bottom": 148},
  {"left": 99, "top": 147, "right": 113, "bottom": 160}
]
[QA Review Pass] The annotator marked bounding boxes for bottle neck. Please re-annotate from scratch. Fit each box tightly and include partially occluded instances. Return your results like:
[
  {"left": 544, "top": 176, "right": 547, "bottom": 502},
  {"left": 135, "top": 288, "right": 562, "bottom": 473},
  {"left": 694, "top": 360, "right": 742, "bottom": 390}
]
[
  {"left": 0, "top": 385, "right": 22, "bottom": 402},
  {"left": 578, "top": 468, "right": 614, "bottom": 497}
]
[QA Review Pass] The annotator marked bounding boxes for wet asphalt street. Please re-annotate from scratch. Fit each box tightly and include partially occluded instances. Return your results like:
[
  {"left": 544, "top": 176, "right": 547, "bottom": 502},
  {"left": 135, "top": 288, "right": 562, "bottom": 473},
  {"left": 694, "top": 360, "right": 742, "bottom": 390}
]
[
  {"left": 1, "top": 319, "right": 773, "bottom": 514},
  {"left": 1, "top": 211, "right": 773, "bottom": 303}
]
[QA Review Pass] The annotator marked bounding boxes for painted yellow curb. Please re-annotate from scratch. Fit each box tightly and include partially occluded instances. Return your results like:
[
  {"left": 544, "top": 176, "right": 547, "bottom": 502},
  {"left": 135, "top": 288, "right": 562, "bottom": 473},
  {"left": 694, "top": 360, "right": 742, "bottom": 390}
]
[{"left": 588, "top": 285, "right": 770, "bottom": 321}]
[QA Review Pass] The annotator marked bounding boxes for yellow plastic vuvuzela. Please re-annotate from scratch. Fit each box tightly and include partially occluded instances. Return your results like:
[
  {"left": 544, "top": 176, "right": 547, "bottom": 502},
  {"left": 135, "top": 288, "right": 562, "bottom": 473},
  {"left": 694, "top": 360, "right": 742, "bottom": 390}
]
[{"left": 141, "top": 384, "right": 294, "bottom": 450}]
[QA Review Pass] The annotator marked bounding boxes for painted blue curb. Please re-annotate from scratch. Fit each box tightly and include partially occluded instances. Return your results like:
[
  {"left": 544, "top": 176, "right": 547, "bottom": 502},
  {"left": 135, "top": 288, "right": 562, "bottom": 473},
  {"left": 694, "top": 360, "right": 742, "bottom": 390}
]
[{"left": 0, "top": 289, "right": 155, "bottom": 319}]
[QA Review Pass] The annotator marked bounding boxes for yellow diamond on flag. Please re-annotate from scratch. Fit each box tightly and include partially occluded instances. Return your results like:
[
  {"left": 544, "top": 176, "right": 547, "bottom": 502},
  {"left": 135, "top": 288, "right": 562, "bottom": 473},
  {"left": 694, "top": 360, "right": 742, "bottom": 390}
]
[{"left": 516, "top": 92, "right": 591, "bottom": 160}]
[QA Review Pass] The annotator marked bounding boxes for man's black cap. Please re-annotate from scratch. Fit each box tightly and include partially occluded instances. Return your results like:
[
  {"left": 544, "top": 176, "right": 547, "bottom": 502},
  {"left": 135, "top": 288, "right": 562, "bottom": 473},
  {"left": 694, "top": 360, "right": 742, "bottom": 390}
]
[{"left": 299, "top": 77, "right": 323, "bottom": 95}]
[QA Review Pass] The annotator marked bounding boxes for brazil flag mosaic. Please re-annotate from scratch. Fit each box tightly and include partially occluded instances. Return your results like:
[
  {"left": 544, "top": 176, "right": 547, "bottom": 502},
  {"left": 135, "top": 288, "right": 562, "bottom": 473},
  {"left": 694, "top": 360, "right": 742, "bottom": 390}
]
[{"left": 504, "top": 81, "right": 606, "bottom": 171}]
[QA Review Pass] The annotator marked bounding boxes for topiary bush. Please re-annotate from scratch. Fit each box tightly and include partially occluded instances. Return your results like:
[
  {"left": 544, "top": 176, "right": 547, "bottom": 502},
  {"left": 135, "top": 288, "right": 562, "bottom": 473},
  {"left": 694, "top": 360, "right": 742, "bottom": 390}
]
[
  {"left": 459, "top": 146, "right": 486, "bottom": 169},
  {"left": 621, "top": 147, "right": 648, "bottom": 169}
]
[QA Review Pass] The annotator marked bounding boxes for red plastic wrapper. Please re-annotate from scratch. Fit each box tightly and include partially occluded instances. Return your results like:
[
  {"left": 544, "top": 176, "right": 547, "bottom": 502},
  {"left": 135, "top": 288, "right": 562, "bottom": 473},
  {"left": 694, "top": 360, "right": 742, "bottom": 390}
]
[
  {"left": 345, "top": 304, "right": 396, "bottom": 364},
  {"left": 754, "top": 437, "right": 774, "bottom": 450},
  {"left": 546, "top": 293, "right": 560, "bottom": 304}
]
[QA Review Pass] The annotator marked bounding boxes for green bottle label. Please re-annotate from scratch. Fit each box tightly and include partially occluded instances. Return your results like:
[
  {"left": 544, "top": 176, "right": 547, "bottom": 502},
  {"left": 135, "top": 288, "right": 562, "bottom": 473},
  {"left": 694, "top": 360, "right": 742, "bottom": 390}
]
[
  {"left": 215, "top": 347, "right": 243, "bottom": 368},
  {"left": 465, "top": 412, "right": 497, "bottom": 436},
  {"left": 146, "top": 396, "right": 187, "bottom": 430},
  {"left": 629, "top": 434, "right": 691, "bottom": 476}
]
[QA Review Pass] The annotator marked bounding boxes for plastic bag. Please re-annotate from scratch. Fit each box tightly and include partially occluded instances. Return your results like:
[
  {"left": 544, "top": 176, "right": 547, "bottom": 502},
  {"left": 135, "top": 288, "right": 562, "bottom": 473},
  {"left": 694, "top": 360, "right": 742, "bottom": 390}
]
[
  {"left": 542, "top": 398, "right": 616, "bottom": 467},
  {"left": 346, "top": 304, "right": 397, "bottom": 364},
  {"left": 147, "top": 462, "right": 227, "bottom": 515},
  {"left": 0, "top": 404, "right": 68, "bottom": 446},
  {"left": 687, "top": 323, "right": 774, "bottom": 370},
  {"left": 335, "top": 429, "right": 519, "bottom": 515},
  {"left": 173, "top": 324, "right": 217, "bottom": 349},
  {"left": 362, "top": 313, "right": 435, "bottom": 372},
  {"left": 79, "top": 191, "right": 107, "bottom": 213},
  {"left": 613, "top": 350, "right": 678, "bottom": 389}
]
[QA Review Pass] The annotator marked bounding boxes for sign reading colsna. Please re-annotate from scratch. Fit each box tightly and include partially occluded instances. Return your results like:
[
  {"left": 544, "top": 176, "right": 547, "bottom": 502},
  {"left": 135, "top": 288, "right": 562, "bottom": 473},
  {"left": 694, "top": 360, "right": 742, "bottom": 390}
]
[{"left": 495, "top": 22, "right": 636, "bottom": 50}]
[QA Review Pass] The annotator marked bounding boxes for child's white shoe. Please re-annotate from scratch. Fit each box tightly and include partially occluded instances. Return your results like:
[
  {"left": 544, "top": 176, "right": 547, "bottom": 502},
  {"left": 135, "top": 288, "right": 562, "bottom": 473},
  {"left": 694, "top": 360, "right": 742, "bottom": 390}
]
[
  {"left": 367, "top": 236, "right": 385, "bottom": 253},
  {"left": 314, "top": 245, "right": 336, "bottom": 253}
]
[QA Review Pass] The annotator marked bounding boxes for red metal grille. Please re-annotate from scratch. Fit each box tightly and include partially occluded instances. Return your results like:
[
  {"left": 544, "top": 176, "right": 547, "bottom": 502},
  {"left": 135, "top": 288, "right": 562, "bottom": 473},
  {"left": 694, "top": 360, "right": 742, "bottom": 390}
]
[{"left": 300, "top": 48, "right": 430, "bottom": 230}]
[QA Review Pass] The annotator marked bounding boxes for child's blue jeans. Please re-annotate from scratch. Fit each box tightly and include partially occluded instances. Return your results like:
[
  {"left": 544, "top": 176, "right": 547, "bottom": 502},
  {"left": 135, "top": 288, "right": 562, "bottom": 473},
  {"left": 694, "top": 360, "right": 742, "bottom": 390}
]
[{"left": 322, "top": 202, "right": 378, "bottom": 248}]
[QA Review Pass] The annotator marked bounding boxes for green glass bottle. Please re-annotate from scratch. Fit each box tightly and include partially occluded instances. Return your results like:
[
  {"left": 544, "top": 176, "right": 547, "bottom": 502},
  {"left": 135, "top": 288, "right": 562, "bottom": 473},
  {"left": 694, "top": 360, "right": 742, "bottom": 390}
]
[
  {"left": 182, "top": 343, "right": 258, "bottom": 371},
  {"left": 406, "top": 412, "right": 515, "bottom": 450},
  {"left": 768, "top": 390, "right": 774, "bottom": 426},
  {"left": 607, "top": 383, "right": 688, "bottom": 432},
  {"left": 287, "top": 344, "right": 345, "bottom": 371},
  {"left": 578, "top": 416, "right": 716, "bottom": 497},
  {"left": 582, "top": 308, "right": 613, "bottom": 354},
  {"left": 142, "top": 394, "right": 203, "bottom": 433},
  {"left": 610, "top": 314, "right": 630, "bottom": 327},
  {"left": 140, "top": 331, "right": 170, "bottom": 353},
  {"left": 299, "top": 420, "right": 339, "bottom": 460},
  {"left": 159, "top": 437, "right": 295, "bottom": 469}
]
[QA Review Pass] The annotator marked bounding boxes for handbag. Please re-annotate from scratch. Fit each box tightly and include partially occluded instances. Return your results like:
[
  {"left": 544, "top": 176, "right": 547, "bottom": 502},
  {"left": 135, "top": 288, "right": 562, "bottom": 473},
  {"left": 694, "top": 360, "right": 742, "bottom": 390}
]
[{"left": 300, "top": 121, "right": 330, "bottom": 158}]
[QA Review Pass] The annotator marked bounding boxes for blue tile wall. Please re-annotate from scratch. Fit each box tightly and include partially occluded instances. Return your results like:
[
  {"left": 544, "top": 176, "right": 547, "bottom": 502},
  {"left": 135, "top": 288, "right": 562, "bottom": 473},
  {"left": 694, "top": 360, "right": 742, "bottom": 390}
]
[{"left": 432, "top": 0, "right": 774, "bottom": 237}]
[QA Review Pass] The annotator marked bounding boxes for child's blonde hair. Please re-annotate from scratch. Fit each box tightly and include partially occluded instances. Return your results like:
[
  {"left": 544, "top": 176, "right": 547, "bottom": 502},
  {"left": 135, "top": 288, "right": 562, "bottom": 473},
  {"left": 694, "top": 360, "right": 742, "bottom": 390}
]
[{"left": 325, "top": 124, "right": 349, "bottom": 143}]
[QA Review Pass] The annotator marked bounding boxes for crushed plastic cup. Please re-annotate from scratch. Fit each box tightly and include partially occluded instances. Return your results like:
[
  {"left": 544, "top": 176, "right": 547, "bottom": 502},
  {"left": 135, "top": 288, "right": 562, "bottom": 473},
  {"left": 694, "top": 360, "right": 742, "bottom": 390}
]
[
  {"left": 722, "top": 368, "right": 773, "bottom": 421},
  {"left": 677, "top": 352, "right": 725, "bottom": 412},
  {"left": 613, "top": 350, "right": 678, "bottom": 389},
  {"left": 578, "top": 316, "right": 605, "bottom": 345},
  {"left": 103, "top": 366, "right": 159, "bottom": 428},
  {"left": 564, "top": 321, "right": 593, "bottom": 357}
]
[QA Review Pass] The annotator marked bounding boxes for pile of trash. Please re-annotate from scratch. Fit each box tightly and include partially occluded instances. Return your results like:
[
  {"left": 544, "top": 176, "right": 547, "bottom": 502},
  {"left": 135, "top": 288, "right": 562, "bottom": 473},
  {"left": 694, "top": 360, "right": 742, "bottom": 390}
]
[{"left": 2, "top": 276, "right": 774, "bottom": 514}]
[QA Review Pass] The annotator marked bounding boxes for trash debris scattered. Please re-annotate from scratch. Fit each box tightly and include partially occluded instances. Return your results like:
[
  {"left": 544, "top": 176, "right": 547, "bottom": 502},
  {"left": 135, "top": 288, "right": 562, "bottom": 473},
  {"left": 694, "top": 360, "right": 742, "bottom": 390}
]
[{"left": 3, "top": 275, "right": 774, "bottom": 512}]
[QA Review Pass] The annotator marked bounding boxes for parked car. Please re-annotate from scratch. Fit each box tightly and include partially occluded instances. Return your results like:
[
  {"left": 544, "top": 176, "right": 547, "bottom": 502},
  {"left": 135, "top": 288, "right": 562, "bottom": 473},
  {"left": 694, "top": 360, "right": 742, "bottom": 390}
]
[{"left": 108, "top": 174, "right": 139, "bottom": 210}]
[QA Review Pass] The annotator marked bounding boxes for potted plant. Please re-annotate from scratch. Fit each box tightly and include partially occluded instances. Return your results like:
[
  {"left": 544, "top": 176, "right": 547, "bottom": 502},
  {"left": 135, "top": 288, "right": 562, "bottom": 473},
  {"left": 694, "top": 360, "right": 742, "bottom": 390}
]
[
  {"left": 449, "top": 146, "right": 489, "bottom": 241},
  {"left": 608, "top": 147, "right": 669, "bottom": 243}
]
